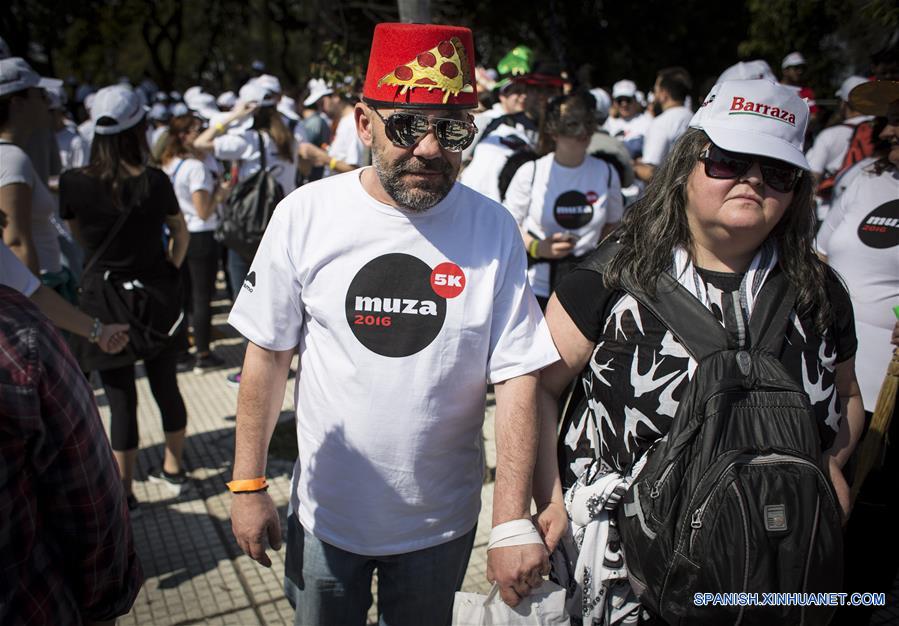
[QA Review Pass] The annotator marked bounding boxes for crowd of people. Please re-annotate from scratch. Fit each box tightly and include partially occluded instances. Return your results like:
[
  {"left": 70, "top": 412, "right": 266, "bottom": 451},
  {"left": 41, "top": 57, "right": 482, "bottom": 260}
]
[{"left": 0, "top": 23, "right": 897, "bottom": 626}]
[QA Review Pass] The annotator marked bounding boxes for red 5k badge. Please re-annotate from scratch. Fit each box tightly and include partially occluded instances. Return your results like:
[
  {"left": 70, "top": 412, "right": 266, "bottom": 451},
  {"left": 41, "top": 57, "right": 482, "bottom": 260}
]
[{"left": 430, "top": 262, "right": 466, "bottom": 299}]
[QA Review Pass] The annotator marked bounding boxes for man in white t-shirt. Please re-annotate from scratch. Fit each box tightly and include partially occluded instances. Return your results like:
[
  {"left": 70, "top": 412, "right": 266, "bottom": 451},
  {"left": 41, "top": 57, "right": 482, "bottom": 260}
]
[
  {"left": 603, "top": 79, "right": 651, "bottom": 159},
  {"left": 635, "top": 67, "right": 693, "bottom": 182},
  {"left": 228, "top": 22, "right": 560, "bottom": 626},
  {"left": 807, "top": 75, "right": 872, "bottom": 179}
]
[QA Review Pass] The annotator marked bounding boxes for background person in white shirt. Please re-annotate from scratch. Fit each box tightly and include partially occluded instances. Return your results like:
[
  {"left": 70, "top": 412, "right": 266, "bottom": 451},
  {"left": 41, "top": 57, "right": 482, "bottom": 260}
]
[
  {"left": 635, "top": 66, "right": 693, "bottom": 183},
  {"left": 161, "top": 114, "right": 223, "bottom": 373},
  {"left": 807, "top": 75, "right": 872, "bottom": 180},
  {"left": 604, "top": 79, "right": 651, "bottom": 159}
]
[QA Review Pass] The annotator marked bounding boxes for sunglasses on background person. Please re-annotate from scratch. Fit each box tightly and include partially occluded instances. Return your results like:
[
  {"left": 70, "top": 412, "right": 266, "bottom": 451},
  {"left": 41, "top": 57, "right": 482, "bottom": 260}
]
[
  {"left": 615, "top": 97, "right": 635, "bottom": 106},
  {"left": 550, "top": 116, "right": 597, "bottom": 138},
  {"left": 370, "top": 108, "right": 477, "bottom": 152},
  {"left": 699, "top": 144, "right": 802, "bottom": 193}
]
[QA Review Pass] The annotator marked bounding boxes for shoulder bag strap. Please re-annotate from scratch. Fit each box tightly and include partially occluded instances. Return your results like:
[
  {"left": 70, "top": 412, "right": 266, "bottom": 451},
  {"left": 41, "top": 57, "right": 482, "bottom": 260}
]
[
  {"left": 256, "top": 130, "right": 267, "bottom": 170},
  {"left": 747, "top": 269, "right": 796, "bottom": 357},
  {"left": 581, "top": 239, "right": 731, "bottom": 361},
  {"left": 81, "top": 188, "right": 137, "bottom": 277}
]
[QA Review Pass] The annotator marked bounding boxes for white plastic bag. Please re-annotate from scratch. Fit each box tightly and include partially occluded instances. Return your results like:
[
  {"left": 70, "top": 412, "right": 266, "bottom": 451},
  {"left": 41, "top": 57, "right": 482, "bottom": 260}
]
[{"left": 452, "top": 581, "right": 569, "bottom": 625}]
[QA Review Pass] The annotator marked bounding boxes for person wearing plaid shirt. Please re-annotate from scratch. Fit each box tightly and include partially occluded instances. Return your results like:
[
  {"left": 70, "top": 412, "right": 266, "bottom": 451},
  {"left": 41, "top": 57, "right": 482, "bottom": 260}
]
[{"left": 0, "top": 285, "right": 143, "bottom": 624}]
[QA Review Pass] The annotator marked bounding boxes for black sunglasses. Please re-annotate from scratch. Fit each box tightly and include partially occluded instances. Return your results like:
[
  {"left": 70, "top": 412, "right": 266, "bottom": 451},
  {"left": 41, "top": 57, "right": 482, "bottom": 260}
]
[
  {"left": 699, "top": 144, "right": 802, "bottom": 193},
  {"left": 615, "top": 96, "right": 634, "bottom": 105},
  {"left": 370, "top": 108, "right": 477, "bottom": 152}
]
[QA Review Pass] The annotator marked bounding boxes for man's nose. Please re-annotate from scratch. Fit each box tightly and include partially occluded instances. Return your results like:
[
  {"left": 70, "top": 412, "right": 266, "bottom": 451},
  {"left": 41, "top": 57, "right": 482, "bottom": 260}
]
[{"left": 412, "top": 127, "right": 443, "bottom": 159}]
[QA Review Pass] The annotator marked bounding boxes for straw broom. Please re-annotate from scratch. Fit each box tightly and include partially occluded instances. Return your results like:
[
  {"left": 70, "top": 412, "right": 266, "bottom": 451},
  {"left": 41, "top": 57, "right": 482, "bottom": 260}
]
[{"left": 850, "top": 306, "right": 899, "bottom": 505}]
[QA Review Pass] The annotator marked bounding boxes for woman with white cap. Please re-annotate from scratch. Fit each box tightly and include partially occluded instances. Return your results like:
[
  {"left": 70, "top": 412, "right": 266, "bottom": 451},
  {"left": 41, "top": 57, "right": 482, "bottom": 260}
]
[
  {"left": 0, "top": 57, "right": 64, "bottom": 279},
  {"left": 60, "top": 84, "right": 191, "bottom": 513},
  {"left": 531, "top": 79, "right": 863, "bottom": 624},
  {"left": 817, "top": 80, "right": 899, "bottom": 625},
  {"left": 193, "top": 80, "right": 297, "bottom": 386}
]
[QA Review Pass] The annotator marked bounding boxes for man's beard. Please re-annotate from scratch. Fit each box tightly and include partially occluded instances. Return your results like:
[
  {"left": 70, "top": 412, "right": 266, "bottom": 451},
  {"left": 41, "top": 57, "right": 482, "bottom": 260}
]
[{"left": 371, "top": 146, "right": 456, "bottom": 212}]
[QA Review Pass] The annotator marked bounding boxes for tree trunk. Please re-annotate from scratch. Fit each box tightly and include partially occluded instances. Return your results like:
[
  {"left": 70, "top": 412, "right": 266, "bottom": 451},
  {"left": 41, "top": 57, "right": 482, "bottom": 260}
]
[{"left": 397, "top": 0, "right": 430, "bottom": 23}]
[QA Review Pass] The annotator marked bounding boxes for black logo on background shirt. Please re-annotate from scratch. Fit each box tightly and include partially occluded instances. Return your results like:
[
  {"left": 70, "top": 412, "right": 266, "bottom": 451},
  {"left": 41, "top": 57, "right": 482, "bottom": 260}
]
[
  {"left": 345, "top": 253, "right": 448, "bottom": 357},
  {"left": 553, "top": 190, "right": 594, "bottom": 229},
  {"left": 857, "top": 200, "right": 899, "bottom": 249},
  {"left": 243, "top": 271, "right": 256, "bottom": 293}
]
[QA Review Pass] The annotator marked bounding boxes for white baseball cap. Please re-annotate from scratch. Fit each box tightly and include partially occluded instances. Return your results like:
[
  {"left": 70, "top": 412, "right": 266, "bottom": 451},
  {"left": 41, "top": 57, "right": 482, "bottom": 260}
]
[
  {"left": 183, "top": 85, "right": 203, "bottom": 102},
  {"left": 836, "top": 75, "right": 869, "bottom": 103},
  {"left": 781, "top": 52, "right": 806, "bottom": 69},
  {"left": 185, "top": 91, "right": 220, "bottom": 121},
  {"left": 45, "top": 84, "right": 66, "bottom": 110},
  {"left": 254, "top": 74, "right": 282, "bottom": 95},
  {"left": 304, "top": 78, "right": 334, "bottom": 107},
  {"left": 717, "top": 60, "right": 776, "bottom": 84},
  {"left": 277, "top": 95, "right": 300, "bottom": 121},
  {"left": 690, "top": 79, "right": 810, "bottom": 170},
  {"left": 91, "top": 85, "right": 149, "bottom": 135},
  {"left": 612, "top": 79, "right": 637, "bottom": 99},
  {"left": 171, "top": 102, "right": 189, "bottom": 117},
  {"left": 0, "top": 57, "right": 62, "bottom": 97},
  {"left": 238, "top": 81, "right": 276, "bottom": 107},
  {"left": 590, "top": 87, "right": 611, "bottom": 120},
  {"left": 148, "top": 103, "right": 170, "bottom": 121},
  {"left": 217, "top": 90, "right": 237, "bottom": 109}
]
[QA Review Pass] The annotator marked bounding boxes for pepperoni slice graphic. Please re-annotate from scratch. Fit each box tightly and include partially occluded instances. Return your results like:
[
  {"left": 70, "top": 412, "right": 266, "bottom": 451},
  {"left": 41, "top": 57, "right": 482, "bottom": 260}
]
[
  {"left": 417, "top": 52, "right": 437, "bottom": 67},
  {"left": 437, "top": 41, "right": 455, "bottom": 58},
  {"left": 416, "top": 77, "right": 437, "bottom": 85},
  {"left": 394, "top": 65, "right": 413, "bottom": 81},
  {"left": 439, "top": 62, "right": 458, "bottom": 79}
]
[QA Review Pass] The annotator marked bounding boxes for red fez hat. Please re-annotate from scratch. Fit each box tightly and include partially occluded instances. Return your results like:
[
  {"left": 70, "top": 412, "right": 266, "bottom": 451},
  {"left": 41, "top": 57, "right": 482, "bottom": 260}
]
[{"left": 362, "top": 23, "right": 478, "bottom": 110}]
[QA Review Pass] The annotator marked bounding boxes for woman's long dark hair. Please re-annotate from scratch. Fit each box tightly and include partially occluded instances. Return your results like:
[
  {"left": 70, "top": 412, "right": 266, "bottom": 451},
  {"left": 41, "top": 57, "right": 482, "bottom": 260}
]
[
  {"left": 253, "top": 106, "right": 294, "bottom": 161},
  {"left": 604, "top": 128, "right": 833, "bottom": 334},
  {"left": 84, "top": 117, "right": 150, "bottom": 207}
]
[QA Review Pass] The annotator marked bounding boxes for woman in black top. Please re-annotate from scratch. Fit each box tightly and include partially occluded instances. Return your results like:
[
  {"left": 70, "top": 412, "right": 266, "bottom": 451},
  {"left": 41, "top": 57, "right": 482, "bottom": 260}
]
[
  {"left": 530, "top": 80, "right": 864, "bottom": 624},
  {"left": 60, "top": 85, "right": 191, "bottom": 513}
]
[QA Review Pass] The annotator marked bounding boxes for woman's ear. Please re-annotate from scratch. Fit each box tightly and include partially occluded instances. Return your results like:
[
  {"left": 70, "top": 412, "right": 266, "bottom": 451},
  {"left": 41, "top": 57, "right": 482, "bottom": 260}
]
[{"left": 355, "top": 103, "right": 374, "bottom": 148}]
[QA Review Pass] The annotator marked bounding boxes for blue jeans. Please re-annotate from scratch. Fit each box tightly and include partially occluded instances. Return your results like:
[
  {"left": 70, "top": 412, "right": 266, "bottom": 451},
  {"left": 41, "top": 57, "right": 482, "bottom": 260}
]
[{"left": 284, "top": 513, "right": 476, "bottom": 626}]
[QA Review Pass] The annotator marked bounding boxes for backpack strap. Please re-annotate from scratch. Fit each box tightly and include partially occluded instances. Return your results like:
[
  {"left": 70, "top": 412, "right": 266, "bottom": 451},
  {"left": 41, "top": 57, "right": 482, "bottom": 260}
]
[
  {"left": 255, "top": 130, "right": 267, "bottom": 170},
  {"left": 582, "top": 239, "right": 731, "bottom": 361},
  {"left": 746, "top": 269, "right": 796, "bottom": 356}
]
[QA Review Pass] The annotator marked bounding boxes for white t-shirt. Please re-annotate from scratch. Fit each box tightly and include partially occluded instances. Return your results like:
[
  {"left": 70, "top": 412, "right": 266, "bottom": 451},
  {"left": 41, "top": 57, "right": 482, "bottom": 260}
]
[
  {"left": 213, "top": 129, "right": 297, "bottom": 196},
  {"left": 326, "top": 113, "right": 363, "bottom": 175},
  {"left": 0, "top": 143, "right": 62, "bottom": 273},
  {"left": 77, "top": 119, "right": 94, "bottom": 156},
  {"left": 0, "top": 240, "right": 40, "bottom": 297},
  {"left": 504, "top": 154, "right": 623, "bottom": 297},
  {"left": 463, "top": 103, "right": 506, "bottom": 161},
  {"left": 816, "top": 165, "right": 899, "bottom": 409},
  {"left": 228, "top": 170, "right": 559, "bottom": 555},
  {"left": 459, "top": 124, "right": 531, "bottom": 203},
  {"left": 603, "top": 113, "right": 651, "bottom": 159},
  {"left": 641, "top": 105, "right": 693, "bottom": 166},
  {"left": 163, "top": 157, "right": 218, "bottom": 232},
  {"left": 806, "top": 116, "right": 875, "bottom": 176},
  {"left": 56, "top": 124, "right": 88, "bottom": 172}
]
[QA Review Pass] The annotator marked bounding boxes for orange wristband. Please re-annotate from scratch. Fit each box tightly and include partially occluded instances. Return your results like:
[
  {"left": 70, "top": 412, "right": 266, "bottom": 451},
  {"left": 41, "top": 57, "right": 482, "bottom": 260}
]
[{"left": 227, "top": 477, "right": 268, "bottom": 493}]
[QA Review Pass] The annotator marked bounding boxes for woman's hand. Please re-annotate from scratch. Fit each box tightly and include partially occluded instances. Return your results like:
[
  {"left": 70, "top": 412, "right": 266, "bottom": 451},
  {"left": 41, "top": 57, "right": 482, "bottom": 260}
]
[
  {"left": 537, "top": 233, "right": 576, "bottom": 260},
  {"left": 533, "top": 500, "right": 569, "bottom": 553},
  {"left": 98, "top": 323, "right": 130, "bottom": 354}
]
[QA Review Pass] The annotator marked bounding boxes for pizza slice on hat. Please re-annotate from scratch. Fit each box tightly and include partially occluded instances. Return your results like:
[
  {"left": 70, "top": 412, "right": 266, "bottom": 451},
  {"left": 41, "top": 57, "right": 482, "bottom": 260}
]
[{"left": 378, "top": 37, "right": 474, "bottom": 104}]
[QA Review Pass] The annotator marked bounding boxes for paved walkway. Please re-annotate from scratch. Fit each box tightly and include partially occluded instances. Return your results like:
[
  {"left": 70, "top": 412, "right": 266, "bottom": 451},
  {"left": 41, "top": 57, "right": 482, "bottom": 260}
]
[{"left": 98, "top": 293, "right": 899, "bottom": 625}]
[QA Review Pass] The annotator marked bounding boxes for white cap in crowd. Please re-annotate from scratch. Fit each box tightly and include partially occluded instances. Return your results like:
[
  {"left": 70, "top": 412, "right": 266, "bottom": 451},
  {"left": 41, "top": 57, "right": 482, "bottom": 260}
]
[
  {"left": 277, "top": 95, "right": 300, "bottom": 121},
  {"left": 254, "top": 74, "right": 282, "bottom": 95},
  {"left": 612, "top": 79, "right": 637, "bottom": 99},
  {"left": 91, "top": 85, "right": 149, "bottom": 135},
  {"left": 590, "top": 87, "right": 611, "bottom": 121},
  {"left": 185, "top": 91, "right": 220, "bottom": 121},
  {"left": 169, "top": 90, "right": 182, "bottom": 102},
  {"left": 690, "top": 79, "right": 810, "bottom": 170},
  {"left": 635, "top": 90, "right": 646, "bottom": 107},
  {"left": 183, "top": 85, "right": 204, "bottom": 103},
  {"left": 148, "top": 102, "right": 170, "bottom": 121},
  {"left": 836, "top": 75, "right": 869, "bottom": 103},
  {"left": 45, "top": 84, "right": 67, "bottom": 110},
  {"left": 238, "top": 81, "right": 277, "bottom": 107},
  {"left": 717, "top": 60, "right": 776, "bottom": 84},
  {"left": 0, "top": 57, "right": 63, "bottom": 97},
  {"left": 781, "top": 52, "right": 806, "bottom": 69},
  {"left": 304, "top": 78, "right": 333, "bottom": 107},
  {"left": 171, "top": 102, "right": 189, "bottom": 117},
  {"left": 217, "top": 90, "right": 237, "bottom": 109}
]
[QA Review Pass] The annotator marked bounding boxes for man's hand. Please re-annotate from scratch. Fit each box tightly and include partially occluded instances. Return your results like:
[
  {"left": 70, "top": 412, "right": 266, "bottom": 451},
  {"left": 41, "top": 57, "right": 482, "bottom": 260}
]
[
  {"left": 486, "top": 542, "right": 549, "bottom": 607},
  {"left": 231, "top": 491, "right": 282, "bottom": 567},
  {"left": 537, "top": 233, "right": 576, "bottom": 260},
  {"left": 534, "top": 500, "right": 568, "bottom": 553}
]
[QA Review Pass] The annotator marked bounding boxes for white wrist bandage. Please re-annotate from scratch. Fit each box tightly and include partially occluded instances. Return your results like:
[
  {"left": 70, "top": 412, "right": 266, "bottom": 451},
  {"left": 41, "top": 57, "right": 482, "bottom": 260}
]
[{"left": 487, "top": 519, "right": 543, "bottom": 551}]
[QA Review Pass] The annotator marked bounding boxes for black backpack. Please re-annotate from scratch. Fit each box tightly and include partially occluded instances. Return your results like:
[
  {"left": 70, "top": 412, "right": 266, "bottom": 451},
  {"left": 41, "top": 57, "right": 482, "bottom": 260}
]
[
  {"left": 580, "top": 241, "right": 843, "bottom": 625},
  {"left": 215, "top": 131, "right": 285, "bottom": 260}
]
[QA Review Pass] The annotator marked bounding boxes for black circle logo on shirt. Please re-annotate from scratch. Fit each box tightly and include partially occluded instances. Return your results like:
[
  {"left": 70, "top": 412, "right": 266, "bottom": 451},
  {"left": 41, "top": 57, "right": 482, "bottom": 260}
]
[
  {"left": 345, "top": 253, "right": 448, "bottom": 357},
  {"left": 553, "top": 190, "right": 594, "bottom": 229},
  {"left": 857, "top": 199, "right": 899, "bottom": 249}
]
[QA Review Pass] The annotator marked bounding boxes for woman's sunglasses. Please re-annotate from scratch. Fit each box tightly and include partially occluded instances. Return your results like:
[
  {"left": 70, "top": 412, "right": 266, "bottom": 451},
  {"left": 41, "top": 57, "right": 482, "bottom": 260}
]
[
  {"left": 370, "top": 108, "right": 477, "bottom": 152},
  {"left": 699, "top": 144, "right": 802, "bottom": 193}
]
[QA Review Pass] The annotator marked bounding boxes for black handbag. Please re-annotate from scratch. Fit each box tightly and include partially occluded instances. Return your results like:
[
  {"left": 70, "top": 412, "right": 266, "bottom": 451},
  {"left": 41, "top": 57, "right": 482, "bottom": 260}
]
[{"left": 79, "top": 192, "right": 185, "bottom": 363}]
